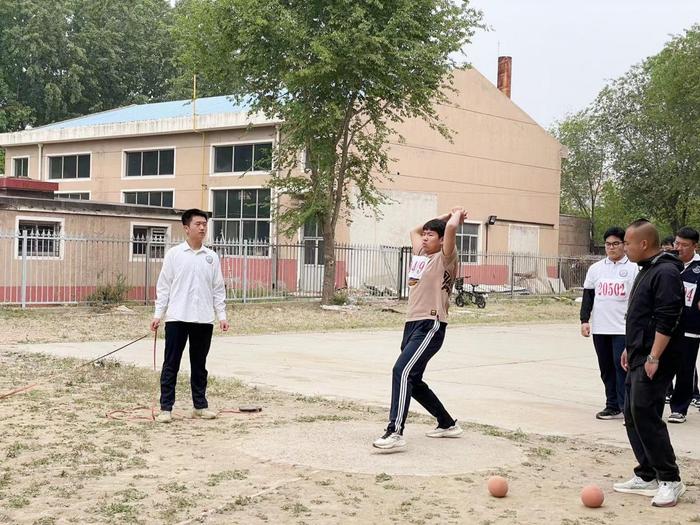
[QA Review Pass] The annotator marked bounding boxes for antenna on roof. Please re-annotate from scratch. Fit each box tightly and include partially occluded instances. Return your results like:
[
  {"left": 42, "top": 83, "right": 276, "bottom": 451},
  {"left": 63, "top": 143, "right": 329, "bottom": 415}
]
[{"left": 192, "top": 74, "right": 197, "bottom": 130}]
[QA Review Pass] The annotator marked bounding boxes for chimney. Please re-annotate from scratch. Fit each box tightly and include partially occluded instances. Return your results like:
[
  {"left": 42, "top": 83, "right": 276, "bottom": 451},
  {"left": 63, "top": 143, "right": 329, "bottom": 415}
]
[{"left": 497, "top": 56, "right": 512, "bottom": 98}]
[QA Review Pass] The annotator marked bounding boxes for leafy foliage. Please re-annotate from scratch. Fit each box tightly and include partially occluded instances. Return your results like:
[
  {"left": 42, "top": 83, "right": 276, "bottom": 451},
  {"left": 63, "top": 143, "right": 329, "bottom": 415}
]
[{"left": 175, "top": 0, "right": 483, "bottom": 302}]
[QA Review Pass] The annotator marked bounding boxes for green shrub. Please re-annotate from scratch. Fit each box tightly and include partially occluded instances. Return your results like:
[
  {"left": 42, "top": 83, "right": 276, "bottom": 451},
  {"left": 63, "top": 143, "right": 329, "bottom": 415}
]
[{"left": 85, "top": 274, "right": 131, "bottom": 304}]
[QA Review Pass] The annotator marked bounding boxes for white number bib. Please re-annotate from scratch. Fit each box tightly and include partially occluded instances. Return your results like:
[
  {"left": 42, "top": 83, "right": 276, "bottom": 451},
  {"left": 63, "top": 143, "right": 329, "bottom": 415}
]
[
  {"left": 596, "top": 279, "right": 628, "bottom": 301},
  {"left": 683, "top": 281, "right": 697, "bottom": 308},
  {"left": 408, "top": 255, "right": 430, "bottom": 282}
]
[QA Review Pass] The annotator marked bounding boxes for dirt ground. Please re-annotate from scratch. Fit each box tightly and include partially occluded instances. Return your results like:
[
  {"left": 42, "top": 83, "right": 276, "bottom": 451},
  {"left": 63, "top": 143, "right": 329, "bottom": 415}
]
[
  {"left": 0, "top": 297, "right": 579, "bottom": 345},
  {"left": 1, "top": 351, "right": 699, "bottom": 525}
]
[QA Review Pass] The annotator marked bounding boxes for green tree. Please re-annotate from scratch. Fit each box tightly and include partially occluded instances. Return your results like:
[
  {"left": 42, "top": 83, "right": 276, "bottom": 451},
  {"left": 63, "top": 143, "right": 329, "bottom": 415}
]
[
  {"left": 552, "top": 111, "right": 612, "bottom": 250},
  {"left": 596, "top": 25, "right": 700, "bottom": 232},
  {"left": 175, "top": 0, "right": 482, "bottom": 303},
  {"left": 0, "top": 0, "right": 177, "bottom": 172}
]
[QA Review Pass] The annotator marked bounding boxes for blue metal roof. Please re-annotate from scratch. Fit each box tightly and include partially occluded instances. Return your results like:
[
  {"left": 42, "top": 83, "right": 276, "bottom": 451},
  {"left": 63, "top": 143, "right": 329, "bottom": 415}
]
[{"left": 36, "top": 96, "right": 251, "bottom": 130}]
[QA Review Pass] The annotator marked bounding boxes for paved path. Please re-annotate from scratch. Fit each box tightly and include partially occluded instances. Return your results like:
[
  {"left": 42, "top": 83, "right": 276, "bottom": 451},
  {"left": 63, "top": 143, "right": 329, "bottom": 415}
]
[{"left": 4, "top": 322, "right": 699, "bottom": 459}]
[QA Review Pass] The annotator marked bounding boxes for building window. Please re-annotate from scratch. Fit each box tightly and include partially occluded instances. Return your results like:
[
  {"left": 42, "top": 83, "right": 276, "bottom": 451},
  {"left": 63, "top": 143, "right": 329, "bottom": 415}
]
[
  {"left": 131, "top": 225, "right": 167, "bottom": 259},
  {"left": 57, "top": 192, "right": 90, "bottom": 200},
  {"left": 125, "top": 149, "right": 174, "bottom": 177},
  {"left": 457, "top": 223, "right": 479, "bottom": 263},
  {"left": 13, "top": 157, "right": 29, "bottom": 178},
  {"left": 212, "top": 188, "right": 270, "bottom": 254},
  {"left": 124, "top": 191, "right": 174, "bottom": 207},
  {"left": 213, "top": 142, "right": 272, "bottom": 173},
  {"left": 16, "top": 219, "right": 62, "bottom": 258},
  {"left": 49, "top": 154, "right": 90, "bottom": 180},
  {"left": 302, "top": 219, "right": 324, "bottom": 265}
]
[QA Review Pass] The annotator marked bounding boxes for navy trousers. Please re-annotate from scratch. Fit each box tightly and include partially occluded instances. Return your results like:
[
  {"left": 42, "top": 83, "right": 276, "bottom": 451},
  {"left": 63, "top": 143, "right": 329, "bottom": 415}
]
[
  {"left": 160, "top": 321, "right": 214, "bottom": 411},
  {"left": 387, "top": 319, "right": 455, "bottom": 434}
]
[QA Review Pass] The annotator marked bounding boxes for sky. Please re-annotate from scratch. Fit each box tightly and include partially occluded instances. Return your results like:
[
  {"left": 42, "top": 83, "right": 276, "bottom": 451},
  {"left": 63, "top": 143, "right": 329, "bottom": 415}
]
[{"left": 464, "top": 0, "right": 700, "bottom": 128}]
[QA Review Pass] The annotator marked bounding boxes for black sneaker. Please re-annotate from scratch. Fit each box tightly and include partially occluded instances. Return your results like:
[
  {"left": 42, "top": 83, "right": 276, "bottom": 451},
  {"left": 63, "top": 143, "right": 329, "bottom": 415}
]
[
  {"left": 665, "top": 394, "right": 672, "bottom": 404},
  {"left": 596, "top": 407, "right": 623, "bottom": 420}
]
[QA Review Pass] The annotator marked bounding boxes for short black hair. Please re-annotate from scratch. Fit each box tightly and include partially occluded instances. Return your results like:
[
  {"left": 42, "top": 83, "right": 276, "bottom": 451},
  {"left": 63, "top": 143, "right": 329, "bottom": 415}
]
[
  {"left": 661, "top": 235, "right": 675, "bottom": 246},
  {"left": 603, "top": 226, "right": 625, "bottom": 242},
  {"left": 676, "top": 226, "right": 700, "bottom": 243},
  {"left": 181, "top": 208, "right": 209, "bottom": 225},
  {"left": 423, "top": 219, "right": 446, "bottom": 238}
]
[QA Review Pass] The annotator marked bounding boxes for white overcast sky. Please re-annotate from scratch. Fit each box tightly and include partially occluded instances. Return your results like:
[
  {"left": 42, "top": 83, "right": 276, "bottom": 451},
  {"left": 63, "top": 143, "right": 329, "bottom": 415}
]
[{"left": 464, "top": 0, "right": 700, "bottom": 128}]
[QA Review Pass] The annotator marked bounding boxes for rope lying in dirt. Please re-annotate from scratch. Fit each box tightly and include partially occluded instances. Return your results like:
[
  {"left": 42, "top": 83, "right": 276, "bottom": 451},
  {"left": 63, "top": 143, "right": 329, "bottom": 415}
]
[
  {"left": 2, "top": 330, "right": 263, "bottom": 422},
  {"left": 0, "top": 333, "right": 150, "bottom": 401}
]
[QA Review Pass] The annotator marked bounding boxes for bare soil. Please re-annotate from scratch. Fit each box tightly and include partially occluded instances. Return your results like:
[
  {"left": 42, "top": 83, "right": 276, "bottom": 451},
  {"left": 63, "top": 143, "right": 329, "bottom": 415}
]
[{"left": 1, "top": 351, "right": 699, "bottom": 524}]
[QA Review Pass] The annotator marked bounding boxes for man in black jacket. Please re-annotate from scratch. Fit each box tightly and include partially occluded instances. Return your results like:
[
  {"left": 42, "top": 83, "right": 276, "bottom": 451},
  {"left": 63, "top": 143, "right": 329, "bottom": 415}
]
[
  {"left": 613, "top": 219, "right": 685, "bottom": 507},
  {"left": 667, "top": 227, "right": 700, "bottom": 423}
]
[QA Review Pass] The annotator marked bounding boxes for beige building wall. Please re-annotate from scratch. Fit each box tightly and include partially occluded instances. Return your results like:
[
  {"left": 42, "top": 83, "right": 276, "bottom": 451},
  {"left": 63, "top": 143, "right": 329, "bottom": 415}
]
[{"left": 348, "top": 68, "right": 562, "bottom": 255}]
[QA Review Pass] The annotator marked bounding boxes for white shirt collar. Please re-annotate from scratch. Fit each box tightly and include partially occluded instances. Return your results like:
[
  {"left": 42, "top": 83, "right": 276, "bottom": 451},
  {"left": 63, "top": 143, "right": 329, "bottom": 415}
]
[
  {"left": 605, "top": 255, "right": 628, "bottom": 265},
  {"left": 684, "top": 253, "right": 700, "bottom": 269},
  {"left": 181, "top": 241, "right": 207, "bottom": 254}
]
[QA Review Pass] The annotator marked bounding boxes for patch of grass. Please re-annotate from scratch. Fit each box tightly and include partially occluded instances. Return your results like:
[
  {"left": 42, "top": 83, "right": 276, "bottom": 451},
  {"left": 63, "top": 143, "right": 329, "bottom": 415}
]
[
  {"left": 281, "top": 502, "right": 311, "bottom": 516},
  {"left": 219, "top": 495, "right": 252, "bottom": 512},
  {"left": 475, "top": 424, "right": 528, "bottom": 442},
  {"left": 294, "top": 414, "right": 353, "bottom": 423},
  {"left": 207, "top": 469, "right": 249, "bottom": 486},
  {"left": 528, "top": 447, "right": 554, "bottom": 459},
  {"left": 98, "top": 501, "right": 139, "bottom": 523},
  {"left": 159, "top": 481, "right": 188, "bottom": 493},
  {"left": 6, "top": 442, "right": 29, "bottom": 459},
  {"left": 7, "top": 495, "right": 30, "bottom": 508},
  {"left": 375, "top": 473, "right": 392, "bottom": 483},
  {"left": 32, "top": 517, "right": 56, "bottom": 525}
]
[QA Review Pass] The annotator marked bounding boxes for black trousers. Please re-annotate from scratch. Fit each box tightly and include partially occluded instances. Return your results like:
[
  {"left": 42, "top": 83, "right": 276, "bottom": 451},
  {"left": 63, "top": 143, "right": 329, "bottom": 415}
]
[
  {"left": 160, "top": 321, "right": 214, "bottom": 411},
  {"left": 592, "top": 334, "right": 626, "bottom": 411},
  {"left": 669, "top": 337, "right": 700, "bottom": 415},
  {"left": 387, "top": 319, "right": 455, "bottom": 434},
  {"left": 624, "top": 357, "right": 681, "bottom": 482}
]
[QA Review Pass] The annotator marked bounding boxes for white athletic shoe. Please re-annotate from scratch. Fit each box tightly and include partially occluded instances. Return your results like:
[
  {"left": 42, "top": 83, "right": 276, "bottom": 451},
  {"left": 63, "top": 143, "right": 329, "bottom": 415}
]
[
  {"left": 651, "top": 481, "right": 685, "bottom": 507},
  {"left": 613, "top": 476, "right": 659, "bottom": 496},
  {"left": 667, "top": 412, "right": 686, "bottom": 424},
  {"left": 426, "top": 421, "right": 464, "bottom": 438},
  {"left": 155, "top": 410, "right": 172, "bottom": 423},
  {"left": 373, "top": 430, "right": 406, "bottom": 450},
  {"left": 192, "top": 408, "right": 217, "bottom": 419}
]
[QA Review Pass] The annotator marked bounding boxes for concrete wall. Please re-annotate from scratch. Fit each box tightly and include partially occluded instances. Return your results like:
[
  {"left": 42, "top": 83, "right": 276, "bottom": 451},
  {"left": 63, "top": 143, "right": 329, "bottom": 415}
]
[
  {"left": 558, "top": 214, "right": 591, "bottom": 256},
  {"left": 349, "top": 68, "right": 563, "bottom": 255}
]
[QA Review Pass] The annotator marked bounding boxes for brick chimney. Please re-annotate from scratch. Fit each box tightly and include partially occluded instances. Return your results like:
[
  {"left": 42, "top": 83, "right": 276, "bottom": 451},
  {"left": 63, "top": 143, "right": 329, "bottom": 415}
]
[{"left": 497, "top": 56, "right": 512, "bottom": 98}]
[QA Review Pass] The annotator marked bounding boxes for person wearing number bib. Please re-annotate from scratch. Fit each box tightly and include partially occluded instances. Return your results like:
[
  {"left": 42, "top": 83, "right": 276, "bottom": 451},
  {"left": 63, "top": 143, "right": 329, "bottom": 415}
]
[
  {"left": 373, "top": 208, "right": 465, "bottom": 450},
  {"left": 580, "top": 227, "right": 639, "bottom": 420},
  {"left": 667, "top": 227, "right": 700, "bottom": 424}
]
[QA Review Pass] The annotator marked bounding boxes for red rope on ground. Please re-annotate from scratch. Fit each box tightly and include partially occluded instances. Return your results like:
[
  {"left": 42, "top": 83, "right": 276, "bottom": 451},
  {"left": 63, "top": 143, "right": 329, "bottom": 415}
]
[{"left": 0, "top": 334, "right": 150, "bottom": 401}]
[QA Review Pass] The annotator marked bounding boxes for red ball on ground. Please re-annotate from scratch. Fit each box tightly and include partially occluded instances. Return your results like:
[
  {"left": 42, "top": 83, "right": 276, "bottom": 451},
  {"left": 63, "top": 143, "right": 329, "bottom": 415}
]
[
  {"left": 580, "top": 484, "right": 604, "bottom": 508},
  {"left": 487, "top": 476, "right": 509, "bottom": 498}
]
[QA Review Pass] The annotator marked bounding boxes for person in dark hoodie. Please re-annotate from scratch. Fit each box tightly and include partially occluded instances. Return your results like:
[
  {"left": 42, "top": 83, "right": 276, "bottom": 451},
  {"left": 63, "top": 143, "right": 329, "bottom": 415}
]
[
  {"left": 613, "top": 219, "right": 685, "bottom": 507},
  {"left": 667, "top": 227, "right": 700, "bottom": 423}
]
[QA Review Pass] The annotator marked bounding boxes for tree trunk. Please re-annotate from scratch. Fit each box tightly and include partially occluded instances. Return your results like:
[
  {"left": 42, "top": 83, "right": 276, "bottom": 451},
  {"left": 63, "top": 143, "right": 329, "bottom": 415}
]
[
  {"left": 320, "top": 226, "right": 337, "bottom": 305},
  {"left": 589, "top": 205, "right": 596, "bottom": 253}
]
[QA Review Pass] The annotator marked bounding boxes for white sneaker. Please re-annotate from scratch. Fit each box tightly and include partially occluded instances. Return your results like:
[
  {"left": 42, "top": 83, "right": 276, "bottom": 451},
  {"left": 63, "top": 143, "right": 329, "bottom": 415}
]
[
  {"left": 613, "top": 476, "right": 659, "bottom": 496},
  {"left": 651, "top": 481, "right": 685, "bottom": 507},
  {"left": 155, "top": 410, "right": 172, "bottom": 423},
  {"left": 192, "top": 408, "right": 217, "bottom": 419},
  {"left": 668, "top": 412, "right": 686, "bottom": 424},
  {"left": 373, "top": 430, "right": 406, "bottom": 450},
  {"left": 426, "top": 421, "right": 464, "bottom": 438}
]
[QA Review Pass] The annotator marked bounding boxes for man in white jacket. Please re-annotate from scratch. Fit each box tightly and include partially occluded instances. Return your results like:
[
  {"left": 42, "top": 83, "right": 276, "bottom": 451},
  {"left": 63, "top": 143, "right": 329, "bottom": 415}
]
[{"left": 150, "top": 209, "right": 229, "bottom": 423}]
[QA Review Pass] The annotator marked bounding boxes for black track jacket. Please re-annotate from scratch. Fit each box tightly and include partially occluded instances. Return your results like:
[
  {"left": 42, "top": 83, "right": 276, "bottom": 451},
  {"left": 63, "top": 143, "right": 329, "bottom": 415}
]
[{"left": 625, "top": 252, "right": 684, "bottom": 370}]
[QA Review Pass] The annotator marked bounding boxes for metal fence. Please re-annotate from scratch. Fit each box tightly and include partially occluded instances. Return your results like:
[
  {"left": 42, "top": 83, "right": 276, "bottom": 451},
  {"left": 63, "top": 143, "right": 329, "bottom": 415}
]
[{"left": 0, "top": 230, "right": 602, "bottom": 306}]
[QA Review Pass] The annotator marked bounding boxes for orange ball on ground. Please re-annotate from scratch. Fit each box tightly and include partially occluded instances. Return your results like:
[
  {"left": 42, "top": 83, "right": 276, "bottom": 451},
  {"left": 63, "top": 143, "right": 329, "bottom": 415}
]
[
  {"left": 581, "top": 484, "right": 604, "bottom": 508},
  {"left": 487, "top": 476, "right": 509, "bottom": 498}
]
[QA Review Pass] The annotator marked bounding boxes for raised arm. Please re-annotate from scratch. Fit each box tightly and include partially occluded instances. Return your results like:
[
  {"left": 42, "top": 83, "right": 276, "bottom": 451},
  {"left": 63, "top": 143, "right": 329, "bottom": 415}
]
[
  {"left": 409, "top": 211, "right": 452, "bottom": 254},
  {"left": 442, "top": 207, "right": 467, "bottom": 258}
]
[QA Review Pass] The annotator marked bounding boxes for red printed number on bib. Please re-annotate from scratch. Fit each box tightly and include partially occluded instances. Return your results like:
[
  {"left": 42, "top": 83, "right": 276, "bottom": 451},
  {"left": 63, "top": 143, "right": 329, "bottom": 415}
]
[
  {"left": 596, "top": 280, "right": 627, "bottom": 299},
  {"left": 408, "top": 255, "right": 429, "bottom": 285},
  {"left": 683, "top": 282, "right": 697, "bottom": 308}
]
